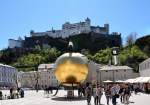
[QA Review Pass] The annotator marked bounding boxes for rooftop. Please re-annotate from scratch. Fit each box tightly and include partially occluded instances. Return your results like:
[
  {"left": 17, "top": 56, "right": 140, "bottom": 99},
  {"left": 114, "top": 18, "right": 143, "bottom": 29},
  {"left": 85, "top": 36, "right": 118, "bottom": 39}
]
[
  {"left": 0, "top": 63, "right": 15, "bottom": 68},
  {"left": 99, "top": 65, "right": 132, "bottom": 71},
  {"left": 38, "top": 63, "right": 55, "bottom": 69},
  {"left": 140, "top": 58, "right": 150, "bottom": 65}
]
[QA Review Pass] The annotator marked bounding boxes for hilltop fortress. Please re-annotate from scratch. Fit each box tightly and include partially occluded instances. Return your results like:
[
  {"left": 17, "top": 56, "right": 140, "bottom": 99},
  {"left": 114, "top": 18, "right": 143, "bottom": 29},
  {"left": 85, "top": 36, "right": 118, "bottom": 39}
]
[
  {"left": 30, "top": 18, "right": 109, "bottom": 38},
  {"left": 8, "top": 18, "right": 121, "bottom": 52}
]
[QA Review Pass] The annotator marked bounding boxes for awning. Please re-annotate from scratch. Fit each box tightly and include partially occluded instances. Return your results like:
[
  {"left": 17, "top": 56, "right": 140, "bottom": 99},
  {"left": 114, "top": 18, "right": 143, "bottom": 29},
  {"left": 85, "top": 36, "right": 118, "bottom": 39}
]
[
  {"left": 103, "top": 80, "right": 113, "bottom": 83},
  {"left": 124, "top": 79, "right": 135, "bottom": 83},
  {"left": 133, "top": 77, "right": 144, "bottom": 83},
  {"left": 115, "top": 80, "right": 125, "bottom": 83},
  {"left": 138, "top": 77, "right": 150, "bottom": 83}
]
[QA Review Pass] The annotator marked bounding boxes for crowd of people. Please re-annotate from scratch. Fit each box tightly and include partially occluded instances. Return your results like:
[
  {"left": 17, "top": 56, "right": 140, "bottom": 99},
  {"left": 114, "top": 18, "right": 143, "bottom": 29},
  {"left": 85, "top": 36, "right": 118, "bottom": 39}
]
[
  {"left": 78, "top": 82, "right": 148, "bottom": 105},
  {"left": 0, "top": 87, "right": 24, "bottom": 100}
]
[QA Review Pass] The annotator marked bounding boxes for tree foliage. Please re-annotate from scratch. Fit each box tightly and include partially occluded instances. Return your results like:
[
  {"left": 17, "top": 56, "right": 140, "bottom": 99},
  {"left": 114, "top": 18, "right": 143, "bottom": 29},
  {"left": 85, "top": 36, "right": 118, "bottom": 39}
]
[
  {"left": 12, "top": 48, "right": 61, "bottom": 72},
  {"left": 119, "top": 45, "right": 148, "bottom": 72},
  {"left": 87, "top": 45, "right": 148, "bottom": 72},
  {"left": 90, "top": 48, "right": 112, "bottom": 64},
  {"left": 135, "top": 35, "right": 150, "bottom": 57}
]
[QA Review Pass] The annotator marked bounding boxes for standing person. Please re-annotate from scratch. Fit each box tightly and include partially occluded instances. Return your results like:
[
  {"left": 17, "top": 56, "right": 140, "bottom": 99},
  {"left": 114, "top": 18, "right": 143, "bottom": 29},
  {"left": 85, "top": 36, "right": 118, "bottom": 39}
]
[
  {"left": 81, "top": 85, "right": 86, "bottom": 97},
  {"left": 10, "top": 87, "right": 13, "bottom": 99},
  {"left": 78, "top": 85, "right": 82, "bottom": 97},
  {"left": 0, "top": 90, "right": 2, "bottom": 100},
  {"left": 20, "top": 88, "right": 24, "bottom": 98},
  {"left": 116, "top": 84, "right": 120, "bottom": 94},
  {"left": 119, "top": 84, "right": 125, "bottom": 103},
  {"left": 104, "top": 85, "right": 111, "bottom": 105},
  {"left": 93, "top": 84, "right": 98, "bottom": 105},
  {"left": 124, "top": 85, "right": 131, "bottom": 104},
  {"left": 97, "top": 84, "right": 103, "bottom": 105},
  {"left": 85, "top": 83, "right": 92, "bottom": 105},
  {"left": 111, "top": 84, "right": 118, "bottom": 105}
]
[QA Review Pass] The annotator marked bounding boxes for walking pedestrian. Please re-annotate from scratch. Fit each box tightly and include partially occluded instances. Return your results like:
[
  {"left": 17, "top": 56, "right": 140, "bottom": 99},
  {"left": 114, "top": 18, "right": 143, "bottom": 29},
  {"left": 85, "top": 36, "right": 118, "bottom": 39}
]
[
  {"left": 119, "top": 85, "right": 125, "bottom": 103},
  {"left": 97, "top": 84, "right": 103, "bottom": 105},
  {"left": 111, "top": 84, "right": 118, "bottom": 105},
  {"left": 124, "top": 85, "right": 131, "bottom": 104},
  {"left": 104, "top": 85, "right": 111, "bottom": 105},
  {"left": 93, "top": 84, "right": 98, "bottom": 105},
  {"left": 85, "top": 83, "right": 92, "bottom": 105}
]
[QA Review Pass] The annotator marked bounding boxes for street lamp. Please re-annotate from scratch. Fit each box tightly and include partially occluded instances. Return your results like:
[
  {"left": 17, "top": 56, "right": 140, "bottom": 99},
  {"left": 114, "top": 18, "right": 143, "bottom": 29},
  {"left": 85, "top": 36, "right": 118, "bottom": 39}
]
[
  {"left": 112, "top": 70, "right": 115, "bottom": 82},
  {"left": 35, "top": 71, "right": 39, "bottom": 92},
  {"left": 96, "top": 69, "right": 99, "bottom": 83},
  {"left": 99, "top": 69, "right": 102, "bottom": 84},
  {"left": 35, "top": 62, "right": 40, "bottom": 92}
]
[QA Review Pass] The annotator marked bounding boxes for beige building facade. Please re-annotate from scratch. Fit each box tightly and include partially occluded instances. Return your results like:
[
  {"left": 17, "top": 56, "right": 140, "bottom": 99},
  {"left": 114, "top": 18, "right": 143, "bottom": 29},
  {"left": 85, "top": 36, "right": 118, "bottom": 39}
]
[
  {"left": 97, "top": 65, "right": 135, "bottom": 83},
  {"left": 20, "top": 64, "right": 58, "bottom": 89},
  {"left": 0, "top": 64, "right": 18, "bottom": 87},
  {"left": 139, "top": 58, "right": 150, "bottom": 77}
]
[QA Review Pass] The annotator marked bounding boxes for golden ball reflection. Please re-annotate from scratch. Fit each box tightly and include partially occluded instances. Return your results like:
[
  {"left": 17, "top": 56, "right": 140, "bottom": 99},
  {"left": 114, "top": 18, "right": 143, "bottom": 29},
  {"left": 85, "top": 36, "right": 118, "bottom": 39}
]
[{"left": 54, "top": 60, "right": 88, "bottom": 85}]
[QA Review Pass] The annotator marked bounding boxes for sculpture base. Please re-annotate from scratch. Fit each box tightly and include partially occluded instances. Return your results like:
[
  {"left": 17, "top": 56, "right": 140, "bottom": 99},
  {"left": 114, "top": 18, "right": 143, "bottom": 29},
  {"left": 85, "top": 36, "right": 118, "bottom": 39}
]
[{"left": 67, "top": 90, "right": 74, "bottom": 98}]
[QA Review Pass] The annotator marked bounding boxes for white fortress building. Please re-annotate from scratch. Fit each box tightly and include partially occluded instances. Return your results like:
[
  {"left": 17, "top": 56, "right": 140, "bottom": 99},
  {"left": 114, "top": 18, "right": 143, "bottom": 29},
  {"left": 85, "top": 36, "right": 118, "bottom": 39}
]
[
  {"left": 0, "top": 63, "right": 18, "bottom": 87},
  {"left": 8, "top": 18, "right": 120, "bottom": 49},
  {"left": 30, "top": 18, "right": 109, "bottom": 38},
  {"left": 8, "top": 37, "right": 23, "bottom": 49}
]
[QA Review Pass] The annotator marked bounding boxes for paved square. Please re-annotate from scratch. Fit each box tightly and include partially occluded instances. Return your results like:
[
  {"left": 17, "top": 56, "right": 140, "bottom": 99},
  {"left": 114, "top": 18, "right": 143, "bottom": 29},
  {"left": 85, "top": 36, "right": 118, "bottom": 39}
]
[{"left": 0, "top": 90, "right": 150, "bottom": 105}]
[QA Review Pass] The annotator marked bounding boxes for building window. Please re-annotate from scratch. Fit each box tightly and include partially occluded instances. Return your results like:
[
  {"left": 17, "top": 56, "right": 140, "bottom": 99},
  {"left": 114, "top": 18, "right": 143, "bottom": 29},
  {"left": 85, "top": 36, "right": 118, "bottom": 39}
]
[
  {"left": 124, "top": 70, "right": 126, "bottom": 72},
  {"left": 105, "top": 71, "right": 108, "bottom": 72},
  {"left": 116, "top": 70, "right": 118, "bottom": 72}
]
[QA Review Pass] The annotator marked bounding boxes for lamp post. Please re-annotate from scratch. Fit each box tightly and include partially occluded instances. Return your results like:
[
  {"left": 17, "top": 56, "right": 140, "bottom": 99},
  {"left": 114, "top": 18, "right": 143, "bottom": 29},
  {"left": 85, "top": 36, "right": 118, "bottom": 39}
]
[
  {"left": 45, "top": 65, "right": 48, "bottom": 88},
  {"left": 100, "top": 70, "right": 102, "bottom": 84},
  {"left": 35, "top": 71, "right": 39, "bottom": 92},
  {"left": 96, "top": 69, "right": 99, "bottom": 83},
  {"left": 112, "top": 70, "right": 115, "bottom": 82},
  {"left": 35, "top": 62, "right": 40, "bottom": 92}
]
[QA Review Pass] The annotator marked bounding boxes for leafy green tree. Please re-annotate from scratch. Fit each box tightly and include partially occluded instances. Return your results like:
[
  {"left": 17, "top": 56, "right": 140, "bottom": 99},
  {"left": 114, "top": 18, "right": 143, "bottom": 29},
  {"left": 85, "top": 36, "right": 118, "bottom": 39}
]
[
  {"left": 12, "top": 48, "right": 61, "bottom": 72},
  {"left": 119, "top": 45, "right": 148, "bottom": 72},
  {"left": 92, "top": 48, "right": 112, "bottom": 64}
]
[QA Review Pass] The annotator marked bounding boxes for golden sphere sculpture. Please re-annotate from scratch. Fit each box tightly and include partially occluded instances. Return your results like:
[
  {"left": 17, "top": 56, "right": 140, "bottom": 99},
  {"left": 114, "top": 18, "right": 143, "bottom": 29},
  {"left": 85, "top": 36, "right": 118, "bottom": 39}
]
[{"left": 54, "top": 53, "right": 89, "bottom": 86}]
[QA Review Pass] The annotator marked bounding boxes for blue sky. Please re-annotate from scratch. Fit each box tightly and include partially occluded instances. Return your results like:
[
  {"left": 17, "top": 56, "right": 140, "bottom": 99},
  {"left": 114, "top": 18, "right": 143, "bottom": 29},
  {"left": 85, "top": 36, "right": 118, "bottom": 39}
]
[{"left": 0, "top": 0, "right": 150, "bottom": 49}]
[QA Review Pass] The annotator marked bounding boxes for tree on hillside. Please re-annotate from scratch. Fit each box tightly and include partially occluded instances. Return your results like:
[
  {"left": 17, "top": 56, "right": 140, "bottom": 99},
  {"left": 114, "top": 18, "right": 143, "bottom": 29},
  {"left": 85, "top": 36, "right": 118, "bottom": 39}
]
[
  {"left": 119, "top": 45, "right": 148, "bottom": 72},
  {"left": 92, "top": 48, "right": 112, "bottom": 64},
  {"left": 12, "top": 48, "right": 61, "bottom": 72},
  {"left": 135, "top": 35, "right": 150, "bottom": 57},
  {"left": 126, "top": 32, "right": 137, "bottom": 47}
]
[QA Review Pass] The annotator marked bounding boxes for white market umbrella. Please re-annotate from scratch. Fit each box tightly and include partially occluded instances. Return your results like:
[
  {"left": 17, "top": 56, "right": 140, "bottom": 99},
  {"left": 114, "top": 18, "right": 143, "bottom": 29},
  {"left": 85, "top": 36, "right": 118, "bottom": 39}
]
[
  {"left": 115, "top": 80, "right": 124, "bottom": 83},
  {"left": 133, "top": 77, "right": 144, "bottom": 83},
  {"left": 139, "top": 77, "right": 150, "bottom": 83},
  {"left": 103, "top": 80, "right": 113, "bottom": 83},
  {"left": 124, "top": 79, "right": 135, "bottom": 83}
]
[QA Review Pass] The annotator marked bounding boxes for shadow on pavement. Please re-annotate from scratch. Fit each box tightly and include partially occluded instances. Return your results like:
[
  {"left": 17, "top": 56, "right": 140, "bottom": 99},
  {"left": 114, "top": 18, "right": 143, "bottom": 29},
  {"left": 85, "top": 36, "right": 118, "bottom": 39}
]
[
  {"left": 51, "top": 96, "right": 86, "bottom": 101},
  {"left": 130, "top": 101, "right": 135, "bottom": 104}
]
